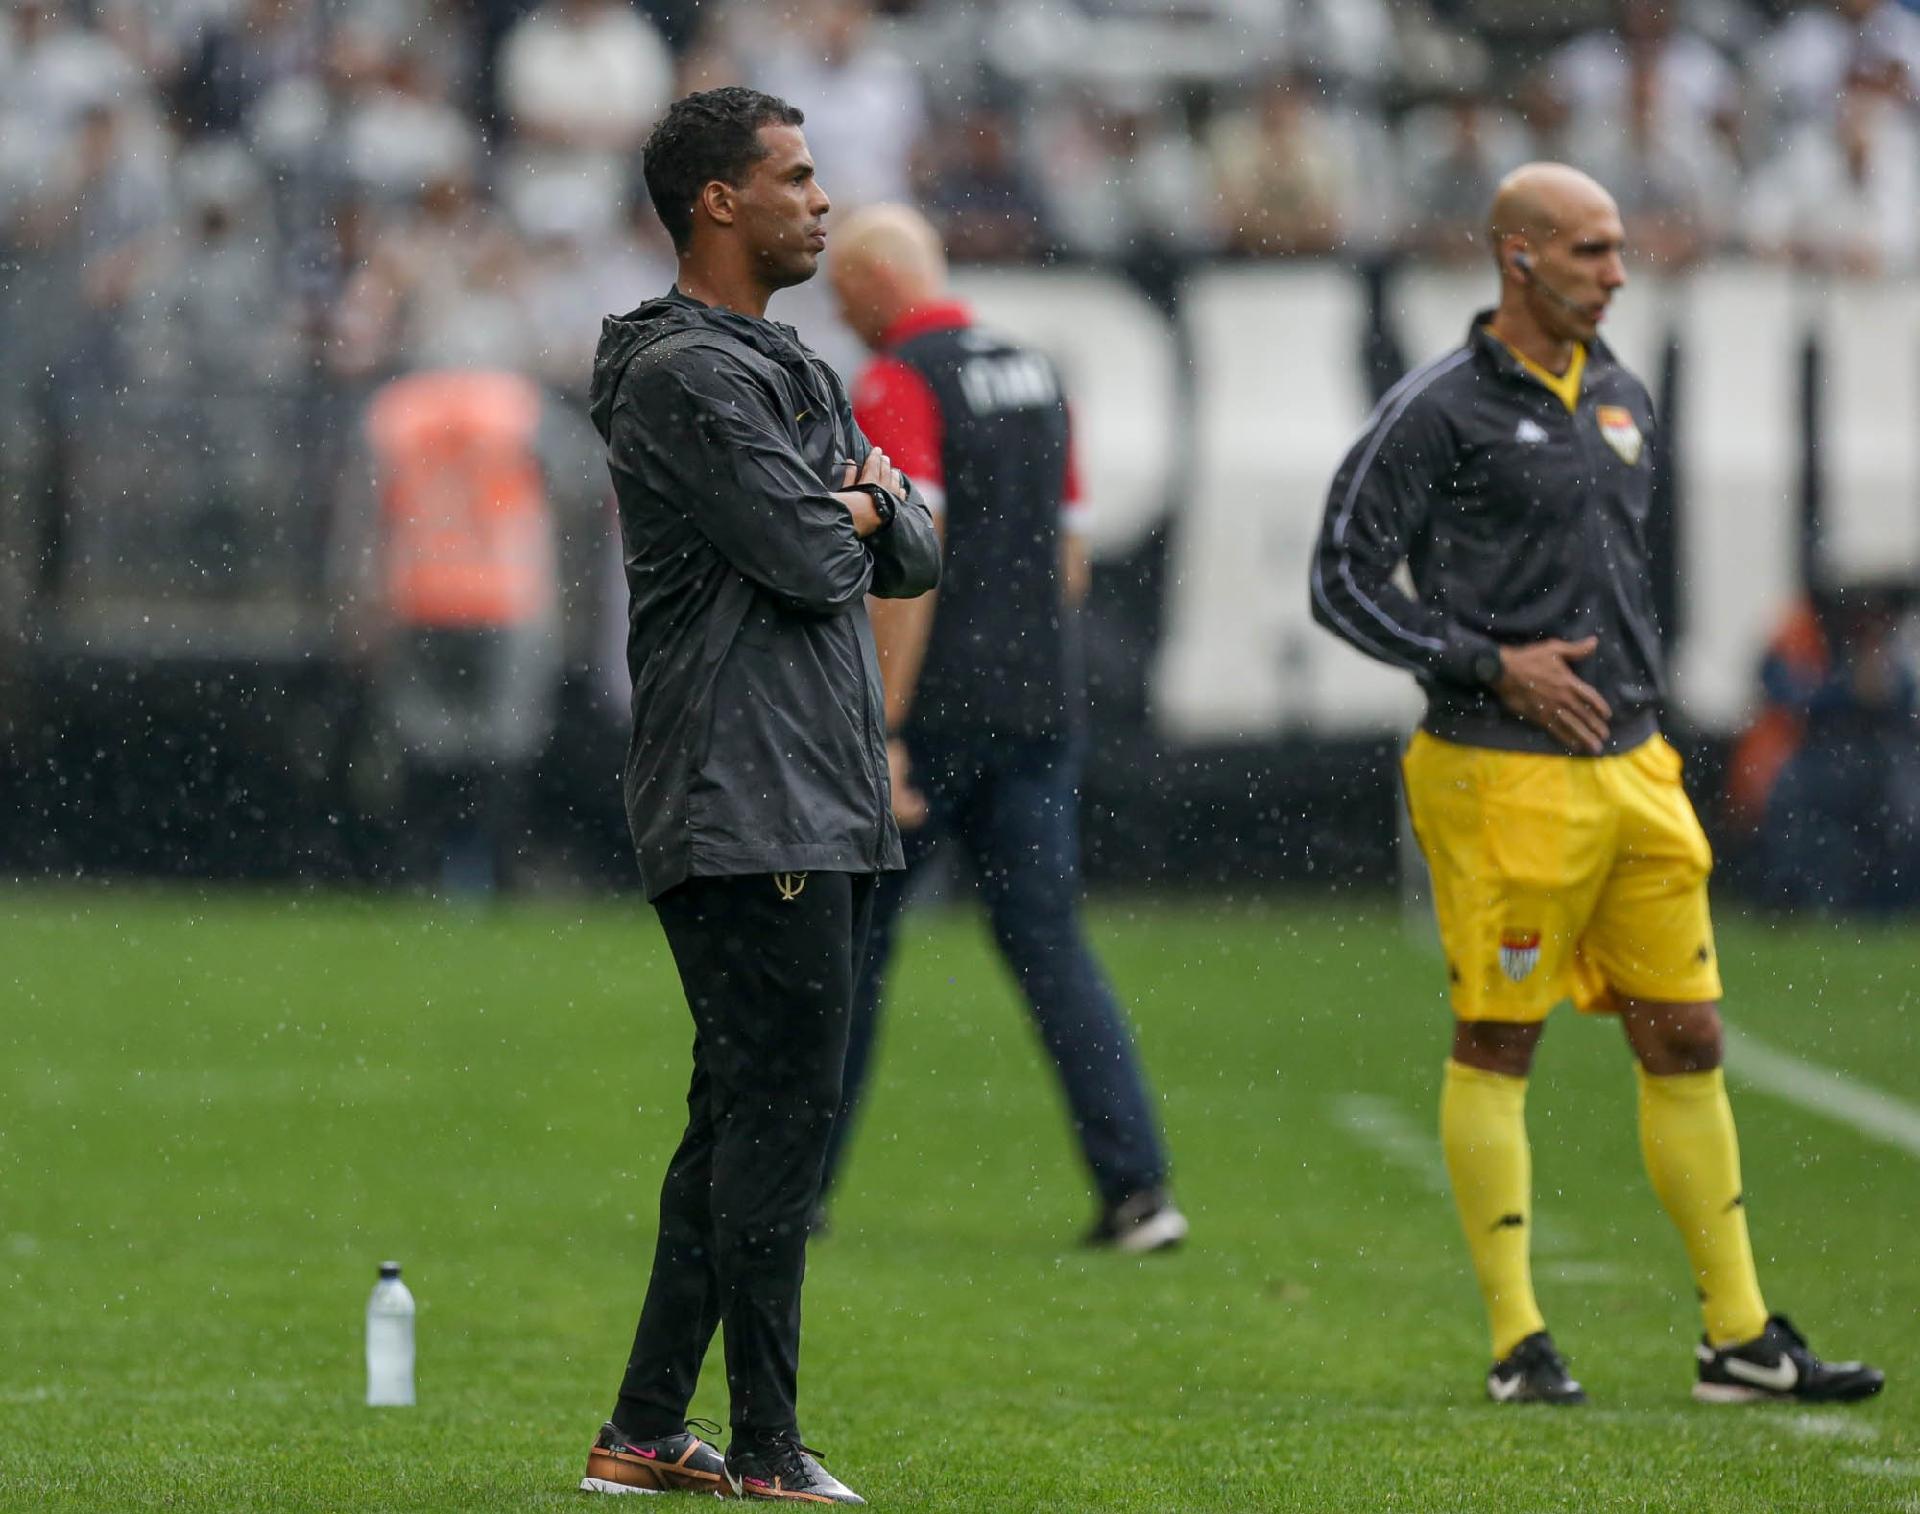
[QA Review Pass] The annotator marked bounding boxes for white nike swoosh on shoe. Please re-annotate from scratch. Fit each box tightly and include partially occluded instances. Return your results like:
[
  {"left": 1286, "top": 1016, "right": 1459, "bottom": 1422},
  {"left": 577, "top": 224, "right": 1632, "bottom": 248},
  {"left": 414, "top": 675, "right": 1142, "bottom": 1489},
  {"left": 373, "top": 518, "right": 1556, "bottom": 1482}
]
[
  {"left": 1487, "top": 1373, "right": 1524, "bottom": 1402},
  {"left": 579, "top": 1475, "right": 663, "bottom": 1495},
  {"left": 1724, "top": 1354, "right": 1800, "bottom": 1392}
]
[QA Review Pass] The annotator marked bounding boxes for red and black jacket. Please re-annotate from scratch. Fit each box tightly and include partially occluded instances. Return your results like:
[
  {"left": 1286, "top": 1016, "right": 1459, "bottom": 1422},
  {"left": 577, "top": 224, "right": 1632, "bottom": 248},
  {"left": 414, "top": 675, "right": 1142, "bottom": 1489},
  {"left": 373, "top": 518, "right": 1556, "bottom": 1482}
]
[{"left": 853, "top": 300, "right": 1086, "bottom": 741}]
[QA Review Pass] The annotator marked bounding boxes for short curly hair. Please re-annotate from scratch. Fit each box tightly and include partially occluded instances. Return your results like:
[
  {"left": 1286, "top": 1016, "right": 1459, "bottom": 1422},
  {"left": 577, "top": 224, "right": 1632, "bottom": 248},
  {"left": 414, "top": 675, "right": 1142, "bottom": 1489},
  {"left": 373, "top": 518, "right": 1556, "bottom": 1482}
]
[{"left": 642, "top": 87, "right": 806, "bottom": 252}]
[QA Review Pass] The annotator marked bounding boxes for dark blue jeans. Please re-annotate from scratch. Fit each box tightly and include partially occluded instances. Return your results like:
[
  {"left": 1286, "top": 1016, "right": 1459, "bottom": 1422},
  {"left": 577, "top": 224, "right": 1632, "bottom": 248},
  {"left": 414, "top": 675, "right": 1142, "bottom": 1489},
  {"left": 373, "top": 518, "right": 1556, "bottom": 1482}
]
[
  {"left": 821, "top": 732, "right": 1168, "bottom": 1208},
  {"left": 1760, "top": 732, "right": 1920, "bottom": 911}
]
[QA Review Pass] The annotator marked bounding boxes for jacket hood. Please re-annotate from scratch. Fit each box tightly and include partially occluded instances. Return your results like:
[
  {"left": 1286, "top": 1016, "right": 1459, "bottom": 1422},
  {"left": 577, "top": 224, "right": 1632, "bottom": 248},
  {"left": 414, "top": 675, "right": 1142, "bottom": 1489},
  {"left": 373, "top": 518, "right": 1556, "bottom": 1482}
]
[{"left": 589, "top": 288, "right": 815, "bottom": 442}]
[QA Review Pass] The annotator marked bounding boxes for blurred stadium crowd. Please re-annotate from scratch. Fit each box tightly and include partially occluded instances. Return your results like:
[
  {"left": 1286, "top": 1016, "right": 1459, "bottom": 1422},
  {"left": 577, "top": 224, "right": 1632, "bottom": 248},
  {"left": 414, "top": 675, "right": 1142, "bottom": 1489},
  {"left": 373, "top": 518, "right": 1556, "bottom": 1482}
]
[
  {"left": 5, "top": 0, "right": 1920, "bottom": 589},
  {"left": 3, "top": 0, "right": 1918, "bottom": 894},
  {"left": 5, "top": 0, "right": 1920, "bottom": 411}
]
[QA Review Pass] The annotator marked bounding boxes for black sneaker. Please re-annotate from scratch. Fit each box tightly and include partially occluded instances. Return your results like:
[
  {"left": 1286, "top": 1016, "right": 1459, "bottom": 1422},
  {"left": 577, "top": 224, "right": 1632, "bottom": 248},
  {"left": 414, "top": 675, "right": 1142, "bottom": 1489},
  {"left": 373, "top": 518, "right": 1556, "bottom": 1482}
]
[
  {"left": 581, "top": 1419, "right": 729, "bottom": 1496},
  {"left": 1487, "top": 1331, "right": 1588, "bottom": 1405},
  {"left": 1085, "top": 1187, "right": 1189, "bottom": 1253},
  {"left": 725, "top": 1435, "right": 865, "bottom": 1504},
  {"left": 1693, "top": 1314, "right": 1885, "bottom": 1404}
]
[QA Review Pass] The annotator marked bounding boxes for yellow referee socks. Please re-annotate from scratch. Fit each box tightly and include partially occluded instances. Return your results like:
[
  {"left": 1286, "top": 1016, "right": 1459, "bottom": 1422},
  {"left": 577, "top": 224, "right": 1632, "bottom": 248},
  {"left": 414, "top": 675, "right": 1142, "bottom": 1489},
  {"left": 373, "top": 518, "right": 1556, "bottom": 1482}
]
[
  {"left": 1441, "top": 1059, "right": 1546, "bottom": 1360},
  {"left": 1636, "top": 1065, "right": 1770, "bottom": 1347}
]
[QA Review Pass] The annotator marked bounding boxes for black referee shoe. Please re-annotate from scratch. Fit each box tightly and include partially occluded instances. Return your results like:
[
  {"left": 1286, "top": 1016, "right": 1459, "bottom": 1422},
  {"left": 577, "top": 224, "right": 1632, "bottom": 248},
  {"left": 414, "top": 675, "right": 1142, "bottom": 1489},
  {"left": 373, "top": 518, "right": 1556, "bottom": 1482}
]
[
  {"left": 1487, "top": 1331, "right": 1588, "bottom": 1405},
  {"left": 725, "top": 1434, "right": 865, "bottom": 1504},
  {"left": 1693, "top": 1314, "right": 1885, "bottom": 1404},
  {"left": 580, "top": 1419, "right": 729, "bottom": 1496}
]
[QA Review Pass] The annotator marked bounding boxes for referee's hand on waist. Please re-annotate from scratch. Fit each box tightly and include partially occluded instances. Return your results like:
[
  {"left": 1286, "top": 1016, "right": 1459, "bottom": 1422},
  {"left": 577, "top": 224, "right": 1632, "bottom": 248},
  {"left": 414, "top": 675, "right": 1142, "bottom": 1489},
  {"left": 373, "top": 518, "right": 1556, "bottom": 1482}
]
[{"left": 1492, "top": 637, "right": 1612, "bottom": 755}]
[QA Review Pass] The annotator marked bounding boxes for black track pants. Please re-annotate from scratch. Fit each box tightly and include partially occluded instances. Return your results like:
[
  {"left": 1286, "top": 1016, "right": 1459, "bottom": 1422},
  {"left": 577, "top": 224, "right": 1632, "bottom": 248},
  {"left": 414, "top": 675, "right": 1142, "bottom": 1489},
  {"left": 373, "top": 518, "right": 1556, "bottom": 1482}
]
[{"left": 613, "top": 869, "right": 875, "bottom": 1443}]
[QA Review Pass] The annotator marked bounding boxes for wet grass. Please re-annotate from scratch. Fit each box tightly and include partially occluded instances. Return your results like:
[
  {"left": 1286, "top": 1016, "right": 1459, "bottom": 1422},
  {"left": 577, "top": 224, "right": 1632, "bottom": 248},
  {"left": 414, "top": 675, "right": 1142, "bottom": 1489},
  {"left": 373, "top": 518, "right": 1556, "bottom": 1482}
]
[{"left": 2, "top": 885, "right": 1916, "bottom": 1511}]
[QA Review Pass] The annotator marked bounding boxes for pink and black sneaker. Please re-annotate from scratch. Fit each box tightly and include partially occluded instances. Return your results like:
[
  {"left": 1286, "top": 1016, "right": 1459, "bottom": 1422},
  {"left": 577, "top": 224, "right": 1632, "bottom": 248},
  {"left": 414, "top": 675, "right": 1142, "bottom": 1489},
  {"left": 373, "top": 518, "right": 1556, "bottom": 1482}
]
[
  {"left": 581, "top": 1419, "right": 730, "bottom": 1496},
  {"left": 725, "top": 1434, "right": 864, "bottom": 1504}
]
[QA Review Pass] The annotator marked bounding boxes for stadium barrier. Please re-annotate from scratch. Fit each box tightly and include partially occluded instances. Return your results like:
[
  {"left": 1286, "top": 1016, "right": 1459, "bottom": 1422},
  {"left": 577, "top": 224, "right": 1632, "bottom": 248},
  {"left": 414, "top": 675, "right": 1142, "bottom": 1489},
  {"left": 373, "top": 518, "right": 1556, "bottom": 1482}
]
[{"left": 12, "top": 260, "right": 1919, "bottom": 885}]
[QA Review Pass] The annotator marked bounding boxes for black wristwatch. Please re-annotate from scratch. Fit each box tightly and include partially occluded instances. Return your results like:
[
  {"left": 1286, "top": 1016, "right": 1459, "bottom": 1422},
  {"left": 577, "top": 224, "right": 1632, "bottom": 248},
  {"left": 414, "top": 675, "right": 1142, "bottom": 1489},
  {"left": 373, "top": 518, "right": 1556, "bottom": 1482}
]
[
  {"left": 847, "top": 481, "right": 900, "bottom": 531},
  {"left": 1471, "top": 647, "right": 1505, "bottom": 689}
]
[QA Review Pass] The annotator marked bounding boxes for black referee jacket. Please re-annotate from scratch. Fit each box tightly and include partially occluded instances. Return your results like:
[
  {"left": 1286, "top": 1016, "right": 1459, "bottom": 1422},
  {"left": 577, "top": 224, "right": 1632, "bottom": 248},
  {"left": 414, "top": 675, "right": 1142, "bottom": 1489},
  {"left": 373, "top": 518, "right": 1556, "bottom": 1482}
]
[
  {"left": 1309, "top": 314, "right": 1664, "bottom": 756},
  {"left": 589, "top": 288, "right": 941, "bottom": 899}
]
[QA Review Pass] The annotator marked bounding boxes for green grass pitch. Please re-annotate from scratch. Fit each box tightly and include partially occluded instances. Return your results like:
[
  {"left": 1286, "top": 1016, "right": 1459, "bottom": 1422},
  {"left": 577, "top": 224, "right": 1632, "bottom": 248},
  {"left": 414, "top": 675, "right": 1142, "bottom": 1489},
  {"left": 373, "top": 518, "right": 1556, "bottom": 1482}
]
[{"left": 3, "top": 886, "right": 1916, "bottom": 1511}]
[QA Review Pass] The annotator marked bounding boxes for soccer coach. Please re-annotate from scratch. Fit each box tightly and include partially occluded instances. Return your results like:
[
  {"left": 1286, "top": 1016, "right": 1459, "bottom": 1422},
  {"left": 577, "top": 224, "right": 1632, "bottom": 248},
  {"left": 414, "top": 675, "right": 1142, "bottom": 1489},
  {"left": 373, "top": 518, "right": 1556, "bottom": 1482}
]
[
  {"left": 581, "top": 88, "right": 939, "bottom": 1504},
  {"left": 1310, "top": 163, "right": 1880, "bottom": 1408}
]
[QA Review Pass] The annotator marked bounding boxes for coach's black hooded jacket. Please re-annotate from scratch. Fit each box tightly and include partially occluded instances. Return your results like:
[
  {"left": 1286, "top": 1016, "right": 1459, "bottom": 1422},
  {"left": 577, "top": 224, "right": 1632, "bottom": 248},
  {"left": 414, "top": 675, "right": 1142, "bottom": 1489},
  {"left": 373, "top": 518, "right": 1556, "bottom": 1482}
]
[
  {"left": 589, "top": 288, "right": 941, "bottom": 899},
  {"left": 1310, "top": 316, "right": 1664, "bottom": 756}
]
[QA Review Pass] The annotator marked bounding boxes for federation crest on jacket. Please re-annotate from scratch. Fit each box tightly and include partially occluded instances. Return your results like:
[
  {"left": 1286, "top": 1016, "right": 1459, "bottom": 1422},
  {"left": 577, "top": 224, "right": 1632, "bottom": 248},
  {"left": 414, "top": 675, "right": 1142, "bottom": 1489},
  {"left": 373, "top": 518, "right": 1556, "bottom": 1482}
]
[
  {"left": 1596, "top": 405, "right": 1643, "bottom": 466},
  {"left": 1499, "top": 928, "right": 1542, "bottom": 983}
]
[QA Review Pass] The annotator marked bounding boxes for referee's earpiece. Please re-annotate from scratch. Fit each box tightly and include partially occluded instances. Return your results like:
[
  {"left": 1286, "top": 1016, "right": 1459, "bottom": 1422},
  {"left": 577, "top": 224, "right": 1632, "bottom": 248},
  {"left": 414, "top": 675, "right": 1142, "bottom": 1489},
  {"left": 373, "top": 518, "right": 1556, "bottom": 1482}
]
[{"left": 1511, "top": 248, "right": 1587, "bottom": 316}]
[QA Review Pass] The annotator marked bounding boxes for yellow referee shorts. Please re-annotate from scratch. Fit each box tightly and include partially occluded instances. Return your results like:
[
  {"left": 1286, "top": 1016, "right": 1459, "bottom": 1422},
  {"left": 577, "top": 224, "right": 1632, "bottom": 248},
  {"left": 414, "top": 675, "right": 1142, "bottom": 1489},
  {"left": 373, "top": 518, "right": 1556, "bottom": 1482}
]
[{"left": 1401, "top": 730, "right": 1722, "bottom": 1022}]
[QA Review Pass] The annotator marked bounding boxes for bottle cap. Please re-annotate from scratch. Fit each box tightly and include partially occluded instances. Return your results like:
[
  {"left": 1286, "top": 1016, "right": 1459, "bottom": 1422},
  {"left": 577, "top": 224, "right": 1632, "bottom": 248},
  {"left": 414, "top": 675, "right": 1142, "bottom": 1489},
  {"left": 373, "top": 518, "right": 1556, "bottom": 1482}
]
[{"left": 379, "top": 1261, "right": 402, "bottom": 1279}]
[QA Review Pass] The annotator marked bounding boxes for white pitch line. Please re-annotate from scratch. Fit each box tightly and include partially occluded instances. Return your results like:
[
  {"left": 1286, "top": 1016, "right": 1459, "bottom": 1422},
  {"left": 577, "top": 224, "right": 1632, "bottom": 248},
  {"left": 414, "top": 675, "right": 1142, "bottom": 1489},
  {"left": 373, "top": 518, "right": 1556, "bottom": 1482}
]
[
  {"left": 1784, "top": 1412, "right": 1880, "bottom": 1445},
  {"left": 1330, "top": 1093, "right": 1450, "bottom": 1195},
  {"left": 1540, "top": 1259, "right": 1629, "bottom": 1285},
  {"left": 1326, "top": 1094, "right": 1612, "bottom": 1271},
  {"left": 1841, "top": 1459, "right": 1920, "bottom": 1480},
  {"left": 1725, "top": 1026, "right": 1920, "bottom": 1161}
]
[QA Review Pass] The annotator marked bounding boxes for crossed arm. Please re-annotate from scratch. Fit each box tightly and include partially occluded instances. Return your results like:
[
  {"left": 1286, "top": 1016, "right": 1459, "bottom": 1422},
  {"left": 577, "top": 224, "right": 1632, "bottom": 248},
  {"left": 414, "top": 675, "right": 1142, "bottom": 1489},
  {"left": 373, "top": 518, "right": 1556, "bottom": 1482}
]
[{"left": 613, "top": 355, "right": 939, "bottom": 614}]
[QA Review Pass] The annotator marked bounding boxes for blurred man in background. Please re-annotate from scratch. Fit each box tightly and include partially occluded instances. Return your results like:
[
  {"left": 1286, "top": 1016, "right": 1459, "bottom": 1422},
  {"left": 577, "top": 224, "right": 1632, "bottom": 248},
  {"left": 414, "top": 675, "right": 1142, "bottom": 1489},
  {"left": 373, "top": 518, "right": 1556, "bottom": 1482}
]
[
  {"left": 1747, "top": 0, "right": 1920, "bottom": 151},
  {"left": 496, "top": 0, "right": 672, "bottom": 238},
  {"left": 1744, "top": 55, "right": 1920, "bottom": 276},
  {"left": 824, "top": 203, "right": 1183, "bottom": 1253},
  {"left": 1310, "top": 162, "right": 1884, "bottom": 1408},
  {"left": 1741, "top": 580, "right": 1920, "bottom": 911},
  {"left": 581, "top": 88, "right": 938, "bottom": 1505},
  {"left": 335, "top": 366, "right": 599, "bottom": 895},
  {"left": 1208, "top": 70, "right": 1351, "bottom": 258}
]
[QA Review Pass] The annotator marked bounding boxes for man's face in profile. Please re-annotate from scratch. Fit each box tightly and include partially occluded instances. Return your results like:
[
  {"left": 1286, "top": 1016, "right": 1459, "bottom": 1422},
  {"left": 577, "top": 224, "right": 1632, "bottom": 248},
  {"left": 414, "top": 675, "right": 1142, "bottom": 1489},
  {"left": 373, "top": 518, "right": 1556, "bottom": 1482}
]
[{"left": 733, "top": 124, "right": 832, "bottom": 289}]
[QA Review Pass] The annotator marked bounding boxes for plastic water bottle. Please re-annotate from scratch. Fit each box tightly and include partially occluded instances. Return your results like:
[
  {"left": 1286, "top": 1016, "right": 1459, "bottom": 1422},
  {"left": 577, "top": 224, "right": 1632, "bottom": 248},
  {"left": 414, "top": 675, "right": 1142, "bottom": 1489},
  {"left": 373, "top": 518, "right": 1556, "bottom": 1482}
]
[{"left": 365, "top": 1261, "right": 416, "bottom": 1406}]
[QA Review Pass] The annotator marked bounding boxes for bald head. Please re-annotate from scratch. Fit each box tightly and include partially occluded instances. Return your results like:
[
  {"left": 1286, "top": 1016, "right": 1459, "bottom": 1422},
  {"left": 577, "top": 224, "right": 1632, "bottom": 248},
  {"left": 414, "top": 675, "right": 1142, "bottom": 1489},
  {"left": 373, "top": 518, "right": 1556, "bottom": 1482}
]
[
  {"left": 829, "top": 203, "right": 948, "bottom": 349},
  {"left": 834, "top": 203, "right": 946, "bottom": 282},
  {"left": 1486, "top": 162, "right": 1627, "bottom": 348},
  {"left": 1488, "top": 162, "right": 1617, "bottom": 254}
]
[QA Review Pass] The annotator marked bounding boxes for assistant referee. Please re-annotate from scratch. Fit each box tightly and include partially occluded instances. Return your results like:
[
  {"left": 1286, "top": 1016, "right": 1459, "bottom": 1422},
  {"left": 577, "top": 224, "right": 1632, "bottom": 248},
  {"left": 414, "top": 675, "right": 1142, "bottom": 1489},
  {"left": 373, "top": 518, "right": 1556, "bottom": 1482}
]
[{"left": 1310, "top": 162, "right": 1882, "bottom": 1407}]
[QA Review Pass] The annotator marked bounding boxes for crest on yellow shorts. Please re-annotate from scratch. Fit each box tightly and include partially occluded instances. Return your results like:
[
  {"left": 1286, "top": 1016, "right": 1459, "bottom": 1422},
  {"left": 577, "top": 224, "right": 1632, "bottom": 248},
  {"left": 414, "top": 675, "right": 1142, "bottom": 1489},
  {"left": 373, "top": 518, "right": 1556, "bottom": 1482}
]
[
  {"left": 1596, "top": 405, "right": 1643, "bottom": 465},
  {"left": 1498, "top": 928, "right": 1542, "bottom": 983}
]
